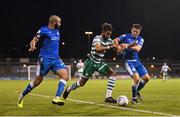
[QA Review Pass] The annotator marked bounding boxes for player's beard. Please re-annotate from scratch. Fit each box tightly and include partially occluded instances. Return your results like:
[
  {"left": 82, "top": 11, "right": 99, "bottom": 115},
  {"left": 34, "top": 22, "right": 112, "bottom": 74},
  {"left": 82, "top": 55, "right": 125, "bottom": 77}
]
[{"left": 102, "top": 34, "right": 108, "bottom": 41}]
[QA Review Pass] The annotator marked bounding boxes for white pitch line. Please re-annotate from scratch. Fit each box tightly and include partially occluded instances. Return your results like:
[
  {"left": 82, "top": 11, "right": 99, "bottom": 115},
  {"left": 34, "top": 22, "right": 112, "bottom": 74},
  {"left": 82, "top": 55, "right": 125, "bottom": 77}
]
[{"left": 26, "top": 93, "right": 177, "bottom": 116}]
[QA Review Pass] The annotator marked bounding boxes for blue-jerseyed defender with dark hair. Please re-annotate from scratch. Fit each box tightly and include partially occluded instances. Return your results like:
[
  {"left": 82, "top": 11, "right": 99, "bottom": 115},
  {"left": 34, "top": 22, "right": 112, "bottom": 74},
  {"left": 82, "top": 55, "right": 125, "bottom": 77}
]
[{"left": 115, "top": 24, "right": 151, "bottom": 104}]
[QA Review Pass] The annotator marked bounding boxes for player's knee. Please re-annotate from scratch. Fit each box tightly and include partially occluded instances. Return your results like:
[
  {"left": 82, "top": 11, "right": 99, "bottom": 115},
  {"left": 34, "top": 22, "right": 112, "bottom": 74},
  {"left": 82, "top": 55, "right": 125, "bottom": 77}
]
[
  {"left": 108, "top": 69, "right": 117, "bottom": 77},
  {"left": 63, "top": 74, "right": 69, "bottom": 81},
  {"left": 111, "top": 72, "right": 117, "bottom": 76},
  {"left": 60, "top": 73, "right": 69, "bottom": 81},
  {"left": 79, "top": 78, "right": 87, "bottom": 87},
  {"left": 144, "top": 75, "right": 150, "bottom": 82},
  {"left": 134, "top": 78, "right": 140, "bottom": 84},
  {"left": 79, "top": 81, "right": 85, "bottom": 87},
  {"left": 34, "top": 76, "right": 43, "bottom": 86}
]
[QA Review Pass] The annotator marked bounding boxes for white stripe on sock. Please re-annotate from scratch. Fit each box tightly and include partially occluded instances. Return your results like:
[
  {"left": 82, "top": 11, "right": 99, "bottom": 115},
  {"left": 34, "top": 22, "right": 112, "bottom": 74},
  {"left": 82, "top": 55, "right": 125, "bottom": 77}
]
[
  {"left": 60, "top": 79, "right": 67, "bottom": 85},
  {"left": 30, "top": 81, "right": 35, "bottom": 88}
]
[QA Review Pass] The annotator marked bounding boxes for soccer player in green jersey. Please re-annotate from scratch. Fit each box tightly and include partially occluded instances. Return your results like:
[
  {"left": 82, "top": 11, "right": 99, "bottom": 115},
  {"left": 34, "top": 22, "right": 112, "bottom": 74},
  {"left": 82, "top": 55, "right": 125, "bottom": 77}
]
[{"left": 63, "top": 23, "right": 122, "bottom": 103}]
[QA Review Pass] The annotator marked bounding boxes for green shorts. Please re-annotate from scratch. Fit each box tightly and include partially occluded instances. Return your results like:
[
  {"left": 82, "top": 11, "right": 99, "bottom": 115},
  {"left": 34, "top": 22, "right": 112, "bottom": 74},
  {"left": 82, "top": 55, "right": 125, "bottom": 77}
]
[{"left": 82, "top": 58, "right": 110, "bottom": 78}]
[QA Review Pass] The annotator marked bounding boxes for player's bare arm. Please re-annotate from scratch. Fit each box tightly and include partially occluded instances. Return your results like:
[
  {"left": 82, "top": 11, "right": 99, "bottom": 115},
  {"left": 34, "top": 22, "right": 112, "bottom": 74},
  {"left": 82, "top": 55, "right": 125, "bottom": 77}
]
[
  {"left": 29, "top": 37, "right": 39, "bottom": 52},
  {"left": 130, "top": 45, "right": 142, "bottom": 52},
  {"left": 114, "top": 39, "right": 136, "bottom": 53},
  {"left": 95, "top": 43, "right": 116, "bottom": 52},
  {"left": 113, "top": 38, "right": 126, "bottom": 53},
  {"left": 114, "top": 38, "right": 120, "bottom": 47}
]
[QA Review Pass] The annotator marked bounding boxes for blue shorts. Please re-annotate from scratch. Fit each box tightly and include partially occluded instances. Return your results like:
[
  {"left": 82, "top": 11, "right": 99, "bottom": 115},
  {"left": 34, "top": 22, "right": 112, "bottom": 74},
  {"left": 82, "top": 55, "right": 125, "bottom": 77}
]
[
  {"left": 36, "top": 57, "right": 66, "bottom": 76},
  {"left": 124, "top": 60, "right": 148, "bottom": 78}
]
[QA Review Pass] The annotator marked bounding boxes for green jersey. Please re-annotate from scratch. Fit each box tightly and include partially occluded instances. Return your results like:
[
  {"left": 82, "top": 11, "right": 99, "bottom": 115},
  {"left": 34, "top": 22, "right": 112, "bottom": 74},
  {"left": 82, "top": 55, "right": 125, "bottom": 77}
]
[{"left": 90, "top": 35, "right": 114, "bottom": 63}]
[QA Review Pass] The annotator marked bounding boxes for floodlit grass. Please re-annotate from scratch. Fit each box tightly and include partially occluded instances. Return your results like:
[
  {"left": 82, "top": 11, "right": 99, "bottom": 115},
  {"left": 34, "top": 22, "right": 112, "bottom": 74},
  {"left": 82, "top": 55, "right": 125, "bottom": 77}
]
[{"left": 0, "top": 78, "right": 180, "bottom": 116}]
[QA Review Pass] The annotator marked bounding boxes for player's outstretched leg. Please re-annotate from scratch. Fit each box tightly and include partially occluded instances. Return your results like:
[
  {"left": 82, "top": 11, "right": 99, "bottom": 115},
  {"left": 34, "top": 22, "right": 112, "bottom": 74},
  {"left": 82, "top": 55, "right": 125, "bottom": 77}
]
[
  {"left": 63, "top": 78, "right": 88, "bottom": 99},
  {"left": 105, "top": 76, "right": 117, "bottom": 103},
  {"left": 17, "top": 76, "right": 43, "bottom": 108}
]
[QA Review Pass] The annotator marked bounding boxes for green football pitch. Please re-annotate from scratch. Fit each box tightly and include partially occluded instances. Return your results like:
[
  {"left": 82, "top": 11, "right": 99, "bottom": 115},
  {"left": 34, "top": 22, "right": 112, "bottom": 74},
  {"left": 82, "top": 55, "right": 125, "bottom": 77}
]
[{"left": 0, "top": 78, "right": 180, "bottom": 116}]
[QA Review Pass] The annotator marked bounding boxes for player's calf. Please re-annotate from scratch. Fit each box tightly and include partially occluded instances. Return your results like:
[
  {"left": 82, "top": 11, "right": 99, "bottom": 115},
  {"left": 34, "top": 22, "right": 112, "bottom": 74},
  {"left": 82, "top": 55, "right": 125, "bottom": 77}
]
[
  {"left": 63, "top": 86, "right": 71, "bottom": 99},
  {"left": 105, "top": 76, "right": 117, "bottom": 103}
]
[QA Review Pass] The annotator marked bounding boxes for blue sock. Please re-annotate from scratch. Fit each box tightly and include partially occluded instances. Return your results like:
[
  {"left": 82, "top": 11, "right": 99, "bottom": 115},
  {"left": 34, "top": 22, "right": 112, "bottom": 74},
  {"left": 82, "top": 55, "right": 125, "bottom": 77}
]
[
  {"left": 132, "top": 83, "right": 138, "bottom": 99},
  {"left": 22, "top": 81, "right": 35, "bottom": 96},
  {"left": 56, "top": 79, "right": 67, "bottom": 97},
  {"left": 137, "top": 80, "right": 147, "bottom": 92}
]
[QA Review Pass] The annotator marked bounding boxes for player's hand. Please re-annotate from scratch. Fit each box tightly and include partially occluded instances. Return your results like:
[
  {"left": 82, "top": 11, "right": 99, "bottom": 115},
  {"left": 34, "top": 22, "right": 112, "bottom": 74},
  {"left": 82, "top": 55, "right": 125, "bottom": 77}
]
[
  {"left": 120, "top": 43, "right": 128, "bottom": 49},
  {"left": 128, "top": 42, "right": 137, "bottom": 48},
  {"left": 110, "top": 43, "right": 118, "bottom": 49},
  {"left": 29, "top": 40, "right": 36, "bottom": 52}
]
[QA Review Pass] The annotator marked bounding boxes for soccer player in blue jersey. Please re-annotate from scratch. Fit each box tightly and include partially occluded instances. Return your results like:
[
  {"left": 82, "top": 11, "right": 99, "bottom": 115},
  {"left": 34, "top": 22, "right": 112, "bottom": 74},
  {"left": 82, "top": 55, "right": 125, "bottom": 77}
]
[
  {"left": 17, "top": 15, "right": 69, "bottom": 108},
  {"left": 115, "top": 24, "right": 151, "bottom": 104}
]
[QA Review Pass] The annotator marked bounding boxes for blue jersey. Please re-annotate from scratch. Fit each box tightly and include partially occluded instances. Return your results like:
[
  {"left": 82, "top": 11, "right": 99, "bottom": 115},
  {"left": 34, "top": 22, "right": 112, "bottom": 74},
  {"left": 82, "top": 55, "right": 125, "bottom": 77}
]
[
  {"left": 118, "top": 34, "right": 144, "bottom": 60},
  {"left": 35, "top": 26, "right": 60, "bottom": 58}
]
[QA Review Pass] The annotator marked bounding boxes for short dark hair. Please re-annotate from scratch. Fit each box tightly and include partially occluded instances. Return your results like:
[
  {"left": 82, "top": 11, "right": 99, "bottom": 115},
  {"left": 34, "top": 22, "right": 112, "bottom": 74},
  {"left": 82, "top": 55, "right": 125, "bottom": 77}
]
[
  {"left": 102, "top": 23, "right": 113, "bottom": 32},
  {"left": 132, "top": 24, "right": 142, "bottom": 30}
]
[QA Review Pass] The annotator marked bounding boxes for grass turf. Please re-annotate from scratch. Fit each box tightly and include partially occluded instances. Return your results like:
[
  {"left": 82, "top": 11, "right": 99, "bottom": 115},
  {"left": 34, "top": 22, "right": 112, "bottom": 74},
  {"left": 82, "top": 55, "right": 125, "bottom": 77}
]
[{"left": 0, "top": 78, "right": 180, "bottom": 116}]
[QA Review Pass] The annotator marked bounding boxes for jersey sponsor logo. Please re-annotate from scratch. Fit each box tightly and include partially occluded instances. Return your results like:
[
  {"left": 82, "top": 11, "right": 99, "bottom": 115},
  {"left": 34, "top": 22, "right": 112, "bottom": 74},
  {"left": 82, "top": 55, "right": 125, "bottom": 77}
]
[
  {"left": 127, "top": 39, "right": 131, "bottom": 41},
  {"left": 51, "top": 36, "right": 59, "bottom": 41}
]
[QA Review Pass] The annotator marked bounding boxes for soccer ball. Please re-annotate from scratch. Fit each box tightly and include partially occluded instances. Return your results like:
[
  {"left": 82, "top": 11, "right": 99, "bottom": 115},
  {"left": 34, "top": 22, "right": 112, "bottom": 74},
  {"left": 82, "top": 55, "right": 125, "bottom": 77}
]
[{"left": 117, "top": 95, "right": 129, "bottom": 106}]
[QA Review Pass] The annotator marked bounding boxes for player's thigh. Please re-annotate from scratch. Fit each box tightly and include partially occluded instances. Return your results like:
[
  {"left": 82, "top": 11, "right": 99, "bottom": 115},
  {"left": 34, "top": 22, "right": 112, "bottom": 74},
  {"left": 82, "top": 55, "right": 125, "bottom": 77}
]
[
  {"left": 82, "top": 59, "right": 97, "bottom": 78},
  {"left": 136, "top": 61, "right": 149, "bottom": 78},
  {"left": 33, "top": 75, "right": 44, "bottom": 86},
  {"left": 124, "top": 61, "right": 137, "bottom": 77},
  {"left": 56, "top": 69, "right": 68, "bottom": 81},
  {"left": 107, "top": 67, "right": 117, "bottom": 76},
  {"left": 38, "top": 58, "right": 52, "bottom": 77},
  {"left": 52, "top": 58, "right": 68, "bottom": 80},
  {"left": 97, "top": 63, "right": 111, "bottom": 76},
  {"left": 142, "top": 73, "right": 150, "bottom": 82}
]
